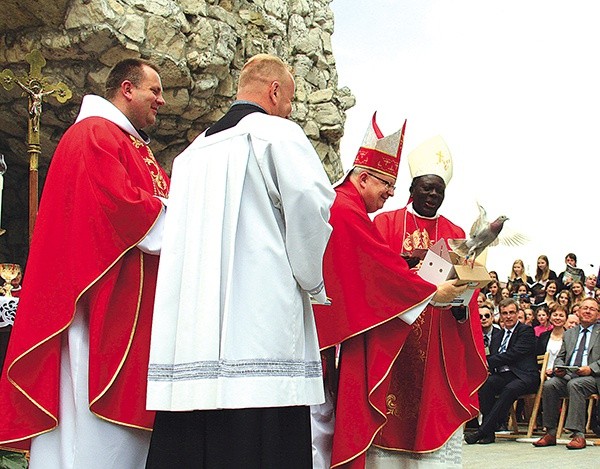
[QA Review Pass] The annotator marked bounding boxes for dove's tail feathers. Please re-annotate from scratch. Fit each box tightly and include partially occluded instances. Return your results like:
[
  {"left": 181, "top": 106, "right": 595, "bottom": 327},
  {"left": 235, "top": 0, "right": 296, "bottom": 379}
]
[{"left": 448, "top": 238, "right": 469, "bottom": 257}]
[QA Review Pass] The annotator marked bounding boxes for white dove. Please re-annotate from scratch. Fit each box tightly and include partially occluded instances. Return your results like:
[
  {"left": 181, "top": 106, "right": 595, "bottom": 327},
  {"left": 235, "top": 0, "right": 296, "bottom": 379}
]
[{"left": 448, "top": 203, "right": 527, "bottom": 267}]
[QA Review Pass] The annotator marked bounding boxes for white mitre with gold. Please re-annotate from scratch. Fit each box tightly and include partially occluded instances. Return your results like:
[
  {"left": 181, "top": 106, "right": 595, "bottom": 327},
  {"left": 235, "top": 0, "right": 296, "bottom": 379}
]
[{"left": 407, "top": 135, "right": 453, "bottom": 185}]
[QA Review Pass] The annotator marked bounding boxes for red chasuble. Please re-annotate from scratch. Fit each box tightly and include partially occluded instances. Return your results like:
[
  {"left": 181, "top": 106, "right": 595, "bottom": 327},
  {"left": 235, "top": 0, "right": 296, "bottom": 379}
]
[
  {"left": 0, "top": 117, "right": 169, "bottom": 445},
  {"left": 313, "top": 181, "right": 436, "bottom": 468},
  {"left": 372, "top": 207, "right": 488, "bottom": 452}
]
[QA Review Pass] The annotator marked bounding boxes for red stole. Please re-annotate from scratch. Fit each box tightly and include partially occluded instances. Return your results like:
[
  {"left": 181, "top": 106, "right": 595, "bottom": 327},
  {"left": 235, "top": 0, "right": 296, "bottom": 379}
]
[
  {"left": 314, "top": 181, "right": 436, "bottom": 468},
  {"left": 372, "top": 207, "right": 488, "bottom": 452},
  {"left": 0, "top": 117, "right": 169, "bottom": 446}
]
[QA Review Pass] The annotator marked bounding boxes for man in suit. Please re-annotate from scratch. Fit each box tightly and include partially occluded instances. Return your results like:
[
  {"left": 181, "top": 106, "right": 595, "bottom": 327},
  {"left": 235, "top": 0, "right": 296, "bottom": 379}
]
[
  {"left": 584, "top": 274, "right": 597, "bottom": 297},
  {"left": 481, "top": 304, "right": 502, "bottom": 355},
  {"left": 533, "top": 297, "right": 600, "bottom": 450},
  {"left": 466, "top": 304, "right": 504, "bottom": 432},
  {"left": 465, "top": 297, "right": 539, "bottom": 444}
]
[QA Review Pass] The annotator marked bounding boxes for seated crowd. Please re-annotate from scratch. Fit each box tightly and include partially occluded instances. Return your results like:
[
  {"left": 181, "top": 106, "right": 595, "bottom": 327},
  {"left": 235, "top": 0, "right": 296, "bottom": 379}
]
[{"left": 468, "top": 252, "right": 600, "bottom": 450}]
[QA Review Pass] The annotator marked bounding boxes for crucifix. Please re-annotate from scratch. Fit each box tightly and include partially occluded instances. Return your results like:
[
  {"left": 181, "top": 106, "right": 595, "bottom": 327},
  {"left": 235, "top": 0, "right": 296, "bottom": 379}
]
[{"left": 0, "top": 49, "right": 72, "bottom": 242}]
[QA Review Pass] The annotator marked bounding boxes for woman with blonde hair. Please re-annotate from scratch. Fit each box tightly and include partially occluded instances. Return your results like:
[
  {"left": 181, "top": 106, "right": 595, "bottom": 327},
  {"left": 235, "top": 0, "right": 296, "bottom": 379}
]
[
  {"left": 507, "top": 259, "right": 533, "bottom": 293},
  {"left": 532, "top": 255, "right": 557, "bottom": 299},
  {"left": 570, "top": 280, "right": 586, "bottom": 305},
  {"left": 534, "top": 255, "right": 557, "bottom": 285},
  {"left": 556, "top": 289, "right": 571, "bottom": 312}
]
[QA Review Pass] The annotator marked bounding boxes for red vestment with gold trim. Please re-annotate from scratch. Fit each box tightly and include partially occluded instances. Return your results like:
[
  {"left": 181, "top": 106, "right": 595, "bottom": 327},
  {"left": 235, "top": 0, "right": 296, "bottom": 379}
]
[
  {"left": 313, "top": 181, "right": 436, "bottom": 468},
  {"left": 372, "top": 206, "right": 488, "bottom": 452},
  {"left": 0, "top": 117, "right": 169, "bottom": 446}
]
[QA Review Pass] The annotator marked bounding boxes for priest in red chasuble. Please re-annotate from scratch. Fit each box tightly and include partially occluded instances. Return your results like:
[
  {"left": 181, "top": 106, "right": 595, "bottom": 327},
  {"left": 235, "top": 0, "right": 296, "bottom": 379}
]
[
  {"left": 369, "top": 136, "right": 488, "bottom": 467},
  {"left": 312, "top": 116, "right": 468, "bottom": 469},
  {"left": 0, "top": 59, "right": 169, "bottom": 469}
]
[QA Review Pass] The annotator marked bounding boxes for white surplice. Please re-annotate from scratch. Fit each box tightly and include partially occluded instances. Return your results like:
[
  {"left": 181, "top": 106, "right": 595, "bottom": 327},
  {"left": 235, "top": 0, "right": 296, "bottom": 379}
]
[{"left": 147, "top": 112, "right": 334, "bottom": 411}]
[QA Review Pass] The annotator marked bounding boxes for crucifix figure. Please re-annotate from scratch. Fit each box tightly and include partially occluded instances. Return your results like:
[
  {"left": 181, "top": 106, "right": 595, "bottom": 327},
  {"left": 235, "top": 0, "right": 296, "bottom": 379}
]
[
  {"left": 15, "top": 80, "right": 58, "bottom": 133},
  {"left": 0, "top": 49, "right": 72, "bottom": 241}
]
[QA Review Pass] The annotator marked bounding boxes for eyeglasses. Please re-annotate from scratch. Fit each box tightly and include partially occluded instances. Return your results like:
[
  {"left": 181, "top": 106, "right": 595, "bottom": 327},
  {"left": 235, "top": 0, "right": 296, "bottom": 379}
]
[
  {"left": 366, "top": 172, "right": 396, "bottom": 191},
  {"left": 579, "top": 305, "right": 599, "bottom": 313},
  {"left": 500, "top": 310, "right": 518, "bottom": 316},
  {"left": 480, "top": 313, "right": 491, "bottom": 319}
]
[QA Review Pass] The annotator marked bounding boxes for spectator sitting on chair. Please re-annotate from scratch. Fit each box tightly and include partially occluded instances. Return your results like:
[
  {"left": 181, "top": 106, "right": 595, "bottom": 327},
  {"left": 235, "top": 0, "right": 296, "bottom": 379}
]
[
  {"left": 536, "top": 304, "right": 568, "bottom": 375},
  {"left": 533, "top": 297, "right": 600, "bottom": 450},
  {"left": 465, "top": 297, "right": 539, "bottom": 445}
]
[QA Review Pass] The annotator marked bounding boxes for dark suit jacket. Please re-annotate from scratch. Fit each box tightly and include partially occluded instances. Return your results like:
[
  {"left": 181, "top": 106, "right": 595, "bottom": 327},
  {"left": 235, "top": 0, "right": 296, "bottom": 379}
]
[
  {"left": 488, "top": 321, "right": 539, "bottom": 387},
  {"left": 484, "top": 327, "right": 503, "bottom": 356},
  {"left": 555, "top": 324, "right": 600, "bottom": 387}
]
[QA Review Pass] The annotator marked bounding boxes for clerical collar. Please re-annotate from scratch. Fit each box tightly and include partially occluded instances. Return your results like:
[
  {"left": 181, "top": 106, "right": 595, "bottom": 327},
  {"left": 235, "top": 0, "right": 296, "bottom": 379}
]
[
  {"left": 231, "top": 100, "right": 267, "bottom": 113},
  {"left": 406, "top": 202, "right": 439, "bottom": 220},
  {"left": 76, "top": 95, "right": 149, "bottom": 144}
]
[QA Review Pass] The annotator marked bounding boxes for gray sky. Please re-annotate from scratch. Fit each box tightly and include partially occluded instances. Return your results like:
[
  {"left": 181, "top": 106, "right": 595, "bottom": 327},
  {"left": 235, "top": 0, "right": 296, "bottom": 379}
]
[{"left": 330, "top": 0, "right": 600, "bottom": 281}]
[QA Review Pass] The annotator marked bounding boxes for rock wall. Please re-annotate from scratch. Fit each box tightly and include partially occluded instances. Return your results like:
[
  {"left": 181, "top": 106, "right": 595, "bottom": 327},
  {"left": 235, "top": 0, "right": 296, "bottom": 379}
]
[{"left": 0, "top": 0, "right": 354, "bottom": 266}]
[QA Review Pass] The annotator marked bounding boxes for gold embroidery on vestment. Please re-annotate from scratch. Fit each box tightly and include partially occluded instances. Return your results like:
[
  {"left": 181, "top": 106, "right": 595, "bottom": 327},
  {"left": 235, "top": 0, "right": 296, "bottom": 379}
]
[{"left": 129, "top": 136, "right": 168, "bottom": 197}]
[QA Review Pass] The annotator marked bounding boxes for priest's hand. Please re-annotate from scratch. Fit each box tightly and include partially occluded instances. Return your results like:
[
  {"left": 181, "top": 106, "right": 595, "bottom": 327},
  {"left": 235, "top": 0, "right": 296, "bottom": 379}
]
[{"left": 432, "top": 280, "right": 468, "bottom": 305}]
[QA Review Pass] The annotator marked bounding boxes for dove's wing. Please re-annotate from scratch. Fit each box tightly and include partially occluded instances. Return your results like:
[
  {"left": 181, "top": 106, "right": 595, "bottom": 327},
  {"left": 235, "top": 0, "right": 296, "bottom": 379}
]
[
  {"left": 447, "top": 238, "right": 468, "bottom": 257},
  {"left": 497, "top": 230, "right": 529, "bottom": 247},
  {"left": 495, "top": 223, "right": 529, "bottom": 247},
  {"left": 469, "top": 202, "right": 488, "bottom": 237}
]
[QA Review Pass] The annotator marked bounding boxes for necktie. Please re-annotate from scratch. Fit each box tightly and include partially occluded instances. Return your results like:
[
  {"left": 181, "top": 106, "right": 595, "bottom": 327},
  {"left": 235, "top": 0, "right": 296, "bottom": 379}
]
[
  {"left": 498, "top": 330, "right": 511, "bottom": 353},
  {"left": 573, "top": 328, "right": 589, "bottom": 367},
  {"left": 483, "top": 335, "right": 490, "bottom": 348}
]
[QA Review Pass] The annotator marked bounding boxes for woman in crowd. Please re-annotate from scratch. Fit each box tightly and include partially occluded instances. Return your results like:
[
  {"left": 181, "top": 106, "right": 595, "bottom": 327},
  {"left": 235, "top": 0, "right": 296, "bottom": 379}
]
[
  {"left": 536, "top": 304, "right": 568, "bottom": 374},
  {"left": 556, "top": 289, "right": 571, "bottom": 312},
  {"left": 557, "top": 252, "right": 585, "bottom": 291},
  {"left": 480, "top": 271, "right": 498, "bottom": 297},
  {"left": 481, "top": 272, "right": 497, "bottom": 296},
  {"left": 535, "top": 280, "right": 558, "bottom": 309},
  {"left": 507, "top": 259, "right": 533, "bottom": 292},
  {"left": 486, "top": 279, "right": 503, "bottom": 304},
  {"left": 531, "top": 255, "right": 557, "bottom": 300},
  {"left": 533, "top": 305, "right": 552, "bottom": 337},
  {"left": 534, "top": 255, "right": 557, "bottom": 286},
  {"left": 570, "top": 280, "right": 586, "bottom": 305},
  {"left": 485, "top": 280, "right": 503, "bottom": 321},
  {"left": 524, "top": 308, "right": 535, "bottom": 326}
]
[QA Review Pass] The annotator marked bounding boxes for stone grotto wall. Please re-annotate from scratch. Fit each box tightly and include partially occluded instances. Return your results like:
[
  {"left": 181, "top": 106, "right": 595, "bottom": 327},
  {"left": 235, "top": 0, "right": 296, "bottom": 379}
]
[{"left": 0, "top": 0, "right": 355, "bottom": 266}]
